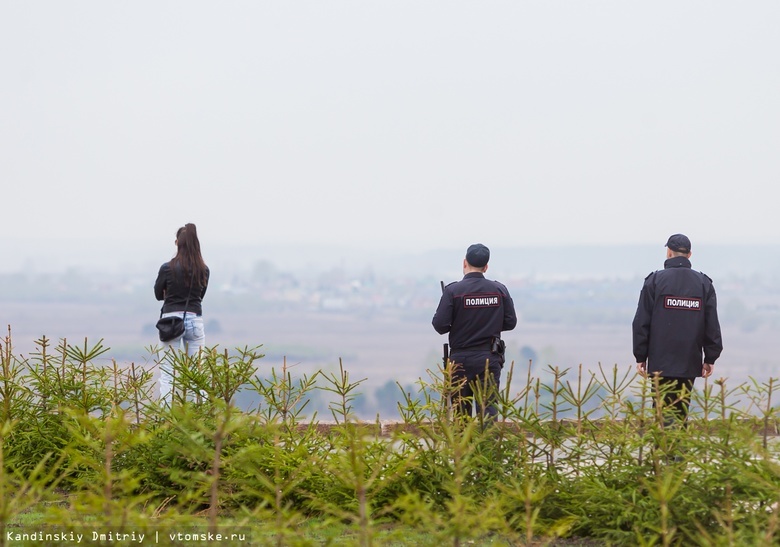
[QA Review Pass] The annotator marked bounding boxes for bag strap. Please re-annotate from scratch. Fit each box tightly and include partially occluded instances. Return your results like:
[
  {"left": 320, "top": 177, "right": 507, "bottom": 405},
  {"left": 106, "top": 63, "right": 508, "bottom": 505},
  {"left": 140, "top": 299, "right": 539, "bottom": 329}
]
[{"left": 159, "top": 267, "right": 196, "bottom": 319}]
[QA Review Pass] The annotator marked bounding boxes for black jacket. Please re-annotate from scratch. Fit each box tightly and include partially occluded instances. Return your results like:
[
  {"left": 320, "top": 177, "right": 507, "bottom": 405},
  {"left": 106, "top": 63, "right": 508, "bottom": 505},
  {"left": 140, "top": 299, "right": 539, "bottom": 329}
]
[
  {"left": 432, "top": 272, "right": 517, "bottom": 351},
  {"left": 632, "top": 256, "right": 723, "bottom": 378},
  {"left": 154, "top": 262, "right": 210, "bottom": 316}
]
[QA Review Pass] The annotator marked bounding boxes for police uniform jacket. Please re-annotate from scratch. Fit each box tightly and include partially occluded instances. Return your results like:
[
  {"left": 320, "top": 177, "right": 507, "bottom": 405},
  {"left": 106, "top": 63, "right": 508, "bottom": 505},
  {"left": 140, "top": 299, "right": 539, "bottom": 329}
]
[
  {"left": 432, "top": 272, "right": 517, "bottom": 351},
  {"left": 154, "top": 262, "right": 210, "bottom": 316},
  {"left": 632, "top": 256, "right": 723, "bottom": 378}
]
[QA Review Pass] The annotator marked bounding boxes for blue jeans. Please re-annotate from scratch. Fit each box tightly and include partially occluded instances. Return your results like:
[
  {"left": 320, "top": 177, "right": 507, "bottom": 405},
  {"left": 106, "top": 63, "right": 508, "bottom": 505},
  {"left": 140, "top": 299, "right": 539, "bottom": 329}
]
[{"left": 159, "top": 312, "right": 205, "bottom": 402}]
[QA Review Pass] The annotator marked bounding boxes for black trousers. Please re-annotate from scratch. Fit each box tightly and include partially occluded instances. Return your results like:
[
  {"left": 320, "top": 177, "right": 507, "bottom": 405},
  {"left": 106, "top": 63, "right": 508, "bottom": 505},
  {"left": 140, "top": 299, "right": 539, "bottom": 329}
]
[
  {"left": 449, "top": 350, "right": 502, "bottom": 420},
  {"left": 655, "top": 377, "right": 695, "bottom": 426}
]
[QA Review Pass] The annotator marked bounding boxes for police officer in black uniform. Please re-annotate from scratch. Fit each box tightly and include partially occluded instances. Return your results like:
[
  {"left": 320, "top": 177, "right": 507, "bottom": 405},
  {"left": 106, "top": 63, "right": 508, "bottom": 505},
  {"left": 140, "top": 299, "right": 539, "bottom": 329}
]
[
  {"left": 632, "top": 234, "right": 723, "bottom": 424},
  {"left": 432, "top": 243, "right": 518, "bottom": 420}
]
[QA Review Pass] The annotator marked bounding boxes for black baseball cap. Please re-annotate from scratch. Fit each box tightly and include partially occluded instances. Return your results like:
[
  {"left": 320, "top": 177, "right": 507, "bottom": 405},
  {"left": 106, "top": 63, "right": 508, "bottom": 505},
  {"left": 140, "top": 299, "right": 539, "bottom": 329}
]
[
  {"left": 665, "top": 233, "right": 691, "bottom": 253},
  {"left": 465, "top": 243, "right": 490, "bottom": 268}
]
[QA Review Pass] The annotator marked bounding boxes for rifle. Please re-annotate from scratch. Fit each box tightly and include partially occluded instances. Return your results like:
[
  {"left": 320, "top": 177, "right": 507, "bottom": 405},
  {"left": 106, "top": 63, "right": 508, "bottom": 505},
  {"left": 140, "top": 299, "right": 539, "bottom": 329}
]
[
  {"left": 440, "top": 280, "right": 448, "bottom": 368},
  {"left": 440, "top": 280, "right": 452, "bottom": 415}
]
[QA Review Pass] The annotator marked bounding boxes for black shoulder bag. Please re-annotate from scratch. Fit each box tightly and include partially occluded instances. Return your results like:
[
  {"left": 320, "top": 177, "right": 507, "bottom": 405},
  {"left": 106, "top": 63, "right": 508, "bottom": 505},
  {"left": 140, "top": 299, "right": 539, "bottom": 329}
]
[{"left": 156, "top": 268, "right": 195, "bottom": 343}]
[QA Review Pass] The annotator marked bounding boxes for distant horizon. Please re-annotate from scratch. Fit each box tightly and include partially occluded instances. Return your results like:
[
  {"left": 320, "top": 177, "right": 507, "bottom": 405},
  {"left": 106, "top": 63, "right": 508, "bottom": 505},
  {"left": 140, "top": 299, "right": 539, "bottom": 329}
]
[{"left": 2, "top": 237, "right": 779, "bottom": 280}]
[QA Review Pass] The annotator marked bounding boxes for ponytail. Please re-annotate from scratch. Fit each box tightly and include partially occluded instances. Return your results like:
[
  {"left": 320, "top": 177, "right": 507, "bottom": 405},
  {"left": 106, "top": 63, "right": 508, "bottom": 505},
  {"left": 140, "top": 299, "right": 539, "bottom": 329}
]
[{"left": 172, "top": 223, "right": 207, "bottom": 287}]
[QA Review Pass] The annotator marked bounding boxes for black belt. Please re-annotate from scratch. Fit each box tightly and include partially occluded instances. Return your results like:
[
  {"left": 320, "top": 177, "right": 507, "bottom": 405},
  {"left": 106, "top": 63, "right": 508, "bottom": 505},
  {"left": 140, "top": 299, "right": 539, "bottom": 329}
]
[{"left": 451, "top": 343, "right": 492, "bottom": 352}]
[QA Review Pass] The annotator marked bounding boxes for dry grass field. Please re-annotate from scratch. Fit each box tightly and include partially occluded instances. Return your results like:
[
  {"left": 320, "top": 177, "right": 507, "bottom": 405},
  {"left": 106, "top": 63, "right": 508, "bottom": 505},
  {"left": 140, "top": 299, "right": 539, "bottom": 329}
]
[{"left": 3, "top": 300, "right": 773, "bottom": 404}]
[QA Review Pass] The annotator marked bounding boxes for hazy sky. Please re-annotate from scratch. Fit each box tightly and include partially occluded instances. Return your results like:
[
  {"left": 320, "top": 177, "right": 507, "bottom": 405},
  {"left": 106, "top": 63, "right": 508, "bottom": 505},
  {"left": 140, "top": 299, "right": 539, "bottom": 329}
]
[{"left": 2, "top": 2, "right": 779, "bottom": 271}]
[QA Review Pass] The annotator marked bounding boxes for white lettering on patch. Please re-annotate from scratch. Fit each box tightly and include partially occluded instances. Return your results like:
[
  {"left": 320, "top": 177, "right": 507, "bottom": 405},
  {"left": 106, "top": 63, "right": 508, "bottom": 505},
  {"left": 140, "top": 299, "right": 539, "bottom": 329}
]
[
  {"left": 463, "top": 294, "right": 500, "bottom": 308},
  {"left": 664, "top": 296, "right": 702, "bottom": 310}
]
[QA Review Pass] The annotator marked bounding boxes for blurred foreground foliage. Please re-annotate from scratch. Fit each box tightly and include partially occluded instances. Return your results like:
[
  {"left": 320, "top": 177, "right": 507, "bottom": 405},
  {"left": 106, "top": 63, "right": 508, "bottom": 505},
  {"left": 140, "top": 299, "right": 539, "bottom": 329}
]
[{"left": 2, "top": 327, "right": 780, "bottom": 546}]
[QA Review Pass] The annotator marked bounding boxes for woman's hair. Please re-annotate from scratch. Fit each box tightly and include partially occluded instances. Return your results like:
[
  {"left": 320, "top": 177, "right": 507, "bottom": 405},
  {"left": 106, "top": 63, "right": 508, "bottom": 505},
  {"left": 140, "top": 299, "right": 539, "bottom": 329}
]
[{"left": 170, "top": 223, "right": 208, "bottom": 287}]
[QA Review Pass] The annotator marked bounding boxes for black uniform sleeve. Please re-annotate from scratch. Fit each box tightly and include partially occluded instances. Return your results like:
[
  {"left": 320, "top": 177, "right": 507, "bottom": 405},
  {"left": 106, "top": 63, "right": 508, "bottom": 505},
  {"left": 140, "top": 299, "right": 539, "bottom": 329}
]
[
  {"left": 154, "top": 264, "right": 168, "bottom": 302},
  {"left": 632, "top": 274, "right": 654, "bottom": 363},
  {"left": 502, "top": 287, "right": 518, "bottom": 332},
  {"left": 432, "top": 287, "right": 453, "bottom": 334},
  {"left": 703, "top": 281, "right": 723, "bottom": 364}
]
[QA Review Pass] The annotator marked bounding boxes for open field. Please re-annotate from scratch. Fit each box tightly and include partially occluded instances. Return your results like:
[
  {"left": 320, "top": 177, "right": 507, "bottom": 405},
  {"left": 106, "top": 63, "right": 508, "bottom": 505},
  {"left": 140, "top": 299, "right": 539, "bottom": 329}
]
[{"left": 2, "top": 300, "right": 775, "bottom": 397}]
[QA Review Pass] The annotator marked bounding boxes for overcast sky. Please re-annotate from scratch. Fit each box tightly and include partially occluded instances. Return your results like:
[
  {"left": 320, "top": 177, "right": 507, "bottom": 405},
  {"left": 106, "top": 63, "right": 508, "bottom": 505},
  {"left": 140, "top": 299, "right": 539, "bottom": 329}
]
[{"left": 2, "top": 2, "right": 779, "bottom": 272}]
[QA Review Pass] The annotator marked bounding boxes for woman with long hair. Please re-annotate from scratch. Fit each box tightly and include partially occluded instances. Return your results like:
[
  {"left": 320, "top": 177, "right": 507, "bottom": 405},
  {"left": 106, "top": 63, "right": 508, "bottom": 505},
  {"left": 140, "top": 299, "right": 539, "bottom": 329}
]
[{"left": 154, "top": 222, "right": 210, "bottom": 401}]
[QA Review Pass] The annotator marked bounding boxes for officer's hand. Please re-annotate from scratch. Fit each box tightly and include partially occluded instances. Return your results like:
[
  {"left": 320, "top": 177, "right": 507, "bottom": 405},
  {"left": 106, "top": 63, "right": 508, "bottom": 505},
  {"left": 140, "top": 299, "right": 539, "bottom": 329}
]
[
  {"left": 636, "top": 362, "right": 647, "bottom": 377},
  {"left": 702, "top": 363, "right": 714, "bottom": 378}
]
